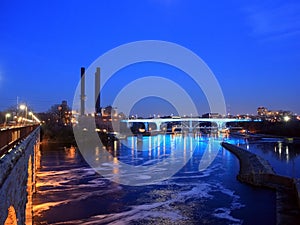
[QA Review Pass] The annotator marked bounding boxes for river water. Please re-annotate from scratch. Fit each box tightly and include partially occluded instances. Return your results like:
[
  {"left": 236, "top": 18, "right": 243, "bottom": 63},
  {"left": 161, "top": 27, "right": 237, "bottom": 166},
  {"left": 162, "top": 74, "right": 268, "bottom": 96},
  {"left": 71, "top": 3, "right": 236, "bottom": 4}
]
[
  {"left": 33, "top": 134, "right": 276, "bottom": 224},
  {"left": 239, "top": 137, "right": 300, "bottom": 178}
]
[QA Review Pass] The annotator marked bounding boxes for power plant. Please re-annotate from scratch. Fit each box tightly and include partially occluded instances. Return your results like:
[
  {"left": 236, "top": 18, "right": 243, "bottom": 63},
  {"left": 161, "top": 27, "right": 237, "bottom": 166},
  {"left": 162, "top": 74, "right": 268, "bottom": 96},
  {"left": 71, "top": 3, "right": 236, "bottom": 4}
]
[
  {"left": 80, "top": 67, "right": 86, "bottom": 116},
  {"left": 80, "top": 67, "right": 101, "bottom": 115},
  {"left": 95, "top": 67, "right": 101, "bottom": 114}
]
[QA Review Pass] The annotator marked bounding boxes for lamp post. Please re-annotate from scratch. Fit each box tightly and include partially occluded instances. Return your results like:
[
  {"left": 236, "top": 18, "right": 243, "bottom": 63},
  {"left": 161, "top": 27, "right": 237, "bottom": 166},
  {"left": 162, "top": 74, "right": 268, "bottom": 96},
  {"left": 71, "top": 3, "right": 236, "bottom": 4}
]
[
  {"left": 19, "top": 104, "right": 27, "bottom": 124},
  {"left": 5, "top": 113, "right": 11, "bottom": 127},
  {"left": 28, "top": 112, "right": 33, "bottom": 124}
]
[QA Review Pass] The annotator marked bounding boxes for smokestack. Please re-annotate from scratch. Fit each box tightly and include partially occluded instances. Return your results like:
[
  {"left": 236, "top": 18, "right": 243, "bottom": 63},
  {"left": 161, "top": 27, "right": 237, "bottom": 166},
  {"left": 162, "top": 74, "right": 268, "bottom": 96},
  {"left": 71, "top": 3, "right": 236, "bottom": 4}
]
[
  {"left": 80, "top": 67, "right": 85, "bottom": 116},
  {"left": 95, "top": 67, "right": 100, "bottom": 114}
]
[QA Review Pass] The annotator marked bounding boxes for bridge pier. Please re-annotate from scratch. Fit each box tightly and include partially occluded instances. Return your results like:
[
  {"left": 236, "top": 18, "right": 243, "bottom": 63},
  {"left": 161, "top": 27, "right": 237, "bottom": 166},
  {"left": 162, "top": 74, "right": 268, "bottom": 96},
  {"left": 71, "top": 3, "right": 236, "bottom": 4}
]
[
  {"left": 189, "top": 120, "right": 193, "bottom": 133},
  {"left": 215, "top": 121, "right": 226, "bottom": 131},
  {"left": 154, "top": 121, "right": 162, "bottom": 131},
  {"left": 0, "top": 127, "right": 40, "bottom": 225}
]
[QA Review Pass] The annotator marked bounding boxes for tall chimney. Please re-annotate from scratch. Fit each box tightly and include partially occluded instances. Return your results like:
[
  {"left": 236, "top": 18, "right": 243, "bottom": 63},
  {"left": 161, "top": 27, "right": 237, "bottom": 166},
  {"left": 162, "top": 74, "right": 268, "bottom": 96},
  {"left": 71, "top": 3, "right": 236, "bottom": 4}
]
[
  {"left": 95, "top": 67, "right": 100, "bottom": 114},
  {"left": 80, "top": 67, "right": 85, "bottom": 116}
]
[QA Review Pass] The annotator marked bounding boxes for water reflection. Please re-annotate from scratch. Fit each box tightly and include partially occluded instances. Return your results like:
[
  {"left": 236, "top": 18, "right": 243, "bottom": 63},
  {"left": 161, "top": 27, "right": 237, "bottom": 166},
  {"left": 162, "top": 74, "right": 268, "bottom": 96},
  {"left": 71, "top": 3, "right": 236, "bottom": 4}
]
[
  {"left": 34, "top": 134, "right": 276, "bottom": 225},
  {"left": 94, "top": 133, "right": 237, "bottom": 184},
  {"left": 64, "top": 145, "right": 76, "bottom": 160},
  {"left": 240, "top": 138, "right": 300, "bottom": 178}
]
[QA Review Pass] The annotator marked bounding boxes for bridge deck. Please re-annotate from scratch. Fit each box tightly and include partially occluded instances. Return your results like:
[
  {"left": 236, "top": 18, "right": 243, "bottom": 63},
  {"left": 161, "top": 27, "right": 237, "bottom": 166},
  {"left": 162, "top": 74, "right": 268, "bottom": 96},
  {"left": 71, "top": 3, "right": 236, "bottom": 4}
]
[{"left": 0, "top": 125, "right": 39, "bottom": 158}]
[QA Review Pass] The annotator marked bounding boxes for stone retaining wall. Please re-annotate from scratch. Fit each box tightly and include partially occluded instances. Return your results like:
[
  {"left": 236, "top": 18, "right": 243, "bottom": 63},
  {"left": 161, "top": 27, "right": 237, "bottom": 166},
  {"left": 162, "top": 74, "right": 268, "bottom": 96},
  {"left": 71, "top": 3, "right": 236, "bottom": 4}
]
[
  {"left": 0, "top": 127, "right": 40, "bottom": 225},
  {"left": 221, "top": 142, "right": 300, "bottom": 224}
]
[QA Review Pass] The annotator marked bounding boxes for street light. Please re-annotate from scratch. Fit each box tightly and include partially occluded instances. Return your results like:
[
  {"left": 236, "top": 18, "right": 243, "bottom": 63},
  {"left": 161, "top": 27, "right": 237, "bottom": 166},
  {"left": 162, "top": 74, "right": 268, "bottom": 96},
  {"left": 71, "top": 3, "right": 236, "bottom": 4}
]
[
  {"left": 19, "top": 104, "right": 26, "bottom": 111},
  {"left": 19, "top": 104, "right": 28, "bottom": 124},
  {"left": 5, "top": 113, "right": 11, "bottom": 126},
  {"left": 284, "top": 116, "right": 290, "bottom": 122},
  {"left": 28, "top": 112, "right": 33, "bottom": 124}
]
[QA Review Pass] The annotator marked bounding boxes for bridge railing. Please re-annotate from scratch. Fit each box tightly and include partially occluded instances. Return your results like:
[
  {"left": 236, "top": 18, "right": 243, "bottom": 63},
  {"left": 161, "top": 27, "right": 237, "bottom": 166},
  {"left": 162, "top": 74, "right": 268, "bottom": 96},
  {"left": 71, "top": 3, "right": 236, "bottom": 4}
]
[{"left": 0, "top": 125, "right": 39, "bottom": 158}]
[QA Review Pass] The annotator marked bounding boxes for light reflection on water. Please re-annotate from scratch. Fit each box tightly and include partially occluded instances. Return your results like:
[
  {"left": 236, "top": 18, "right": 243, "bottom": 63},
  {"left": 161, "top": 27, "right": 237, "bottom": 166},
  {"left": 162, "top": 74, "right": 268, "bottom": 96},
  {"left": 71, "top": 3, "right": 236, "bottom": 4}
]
[
  {"left": 240, "top": 137, "right": 300, "bottom": 178},
  {"left": 33, "top": 134, "right": 276, "bottom": 225}
]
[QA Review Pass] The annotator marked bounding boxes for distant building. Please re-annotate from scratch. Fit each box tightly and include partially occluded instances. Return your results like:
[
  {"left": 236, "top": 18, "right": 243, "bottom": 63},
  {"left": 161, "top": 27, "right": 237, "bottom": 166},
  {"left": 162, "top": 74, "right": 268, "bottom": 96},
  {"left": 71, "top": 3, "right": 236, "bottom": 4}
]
[
  {"left": 202, "top": 113, "right": 222, "bottom": 118},
  {"left": 257, "top": 106, "right": 294, "bottom": 122},
  {"left": 57, "top": 100, "right": 72, "bottom": 125},
  {"left": 257, "top": 107, "right": 268, "bottom": 116},
  {"left": 101, "top": 106, "right": 118, "bottom": 118},
  {"left": 93, "top": 106, "right": 121, "bottom": 132}
]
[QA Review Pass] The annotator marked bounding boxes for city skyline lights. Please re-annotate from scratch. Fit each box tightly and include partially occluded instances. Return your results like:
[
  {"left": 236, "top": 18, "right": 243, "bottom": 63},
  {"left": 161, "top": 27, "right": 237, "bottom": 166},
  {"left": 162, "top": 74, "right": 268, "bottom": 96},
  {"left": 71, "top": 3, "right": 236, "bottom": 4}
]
[{"left": 0, "top": 1, "right": 299, "bottom": 115}]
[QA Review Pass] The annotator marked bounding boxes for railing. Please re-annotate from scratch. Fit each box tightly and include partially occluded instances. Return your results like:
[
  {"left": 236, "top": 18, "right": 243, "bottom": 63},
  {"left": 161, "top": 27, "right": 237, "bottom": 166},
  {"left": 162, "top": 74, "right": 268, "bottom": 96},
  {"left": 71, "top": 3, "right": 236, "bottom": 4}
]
[{"left": 0, "top": 125, "right": 39, "bottom": 158}]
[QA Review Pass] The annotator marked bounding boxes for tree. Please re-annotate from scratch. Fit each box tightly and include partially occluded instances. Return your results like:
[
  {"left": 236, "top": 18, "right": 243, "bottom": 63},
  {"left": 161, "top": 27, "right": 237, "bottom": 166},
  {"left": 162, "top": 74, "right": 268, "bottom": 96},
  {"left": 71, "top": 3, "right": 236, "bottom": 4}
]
[{"left": 47, "top": 101, "right": 72, "bottom": 125}]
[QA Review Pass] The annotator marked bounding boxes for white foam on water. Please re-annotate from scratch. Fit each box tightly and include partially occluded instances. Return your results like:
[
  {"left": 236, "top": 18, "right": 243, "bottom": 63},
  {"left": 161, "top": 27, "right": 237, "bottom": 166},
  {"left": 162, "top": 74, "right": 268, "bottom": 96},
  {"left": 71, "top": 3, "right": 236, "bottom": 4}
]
[
  {"left": 213, "top": 208, "right": 242, "bottom": 224},
  {"left": 136, "top": 174, "right": 152, "bottom": 180},
  {"left": 34, "top": 185, "right": 123, "bottom": 218},
  {"left": 34, "top": 165, "right": 125, "bottom": 218},
  {"left": 47, "top": 179, "right": 238, "bottom": 224},
  {"left": 219, "top": 187, "right": 235, "bottom": 197},
  {"left": 167, "top": 162, "right": 219, "bottom": 181},
  {"left": 35, "top": 136, "right": 247, "bottom": 224},
  {"left": 176, "top": 183, "right": 213, "bottom": 200},
  {"left": 210, "top": 183, "right": 245, "bottom": 224},
  {"left": 51, "top": 200, "right": 183, "bottom": 225}
]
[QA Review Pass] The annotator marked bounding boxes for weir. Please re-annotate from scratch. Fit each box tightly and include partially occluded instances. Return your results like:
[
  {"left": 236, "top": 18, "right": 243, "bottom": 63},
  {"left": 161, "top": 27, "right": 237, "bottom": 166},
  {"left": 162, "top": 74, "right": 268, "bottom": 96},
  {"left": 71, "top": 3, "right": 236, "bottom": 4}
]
[{"left": 0, "top": 126, "right": 40, "bottom": 225}]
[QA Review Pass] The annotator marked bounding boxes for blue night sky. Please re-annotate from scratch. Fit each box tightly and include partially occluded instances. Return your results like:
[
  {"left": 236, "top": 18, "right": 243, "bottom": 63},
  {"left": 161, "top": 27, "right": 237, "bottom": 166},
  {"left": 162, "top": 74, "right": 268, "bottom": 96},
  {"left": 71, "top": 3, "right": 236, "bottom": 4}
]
[{"left": 0, "top": 0, "right": 299, "bottom": 116}]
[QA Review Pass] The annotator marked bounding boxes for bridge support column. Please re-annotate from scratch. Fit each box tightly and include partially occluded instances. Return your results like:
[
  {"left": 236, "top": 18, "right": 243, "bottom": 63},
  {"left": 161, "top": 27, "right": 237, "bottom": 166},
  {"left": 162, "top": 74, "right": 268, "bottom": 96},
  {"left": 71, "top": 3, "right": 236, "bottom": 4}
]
[
  {"left": 145, "top": 122, "right": 149, "bottom": 132},
  {"left": 189, "top": 120, "right": 193, "bottom": 133},
  {"left": 154, "top": 121, "right": 162, "bottom": 132},
  {"left": 216, "top": 121, "right": 226, "bottom": 131}
]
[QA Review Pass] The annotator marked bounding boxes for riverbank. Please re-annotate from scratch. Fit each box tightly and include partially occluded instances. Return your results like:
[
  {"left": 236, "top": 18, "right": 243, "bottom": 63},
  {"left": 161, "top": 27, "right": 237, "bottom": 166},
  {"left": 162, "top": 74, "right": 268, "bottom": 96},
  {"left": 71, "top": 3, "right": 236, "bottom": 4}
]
[
  {"left": 221, "top": 142, "right": 300, "bottom": 224},
  {"left": 231, "top": 120, "right": 300, "bottom": 138}
]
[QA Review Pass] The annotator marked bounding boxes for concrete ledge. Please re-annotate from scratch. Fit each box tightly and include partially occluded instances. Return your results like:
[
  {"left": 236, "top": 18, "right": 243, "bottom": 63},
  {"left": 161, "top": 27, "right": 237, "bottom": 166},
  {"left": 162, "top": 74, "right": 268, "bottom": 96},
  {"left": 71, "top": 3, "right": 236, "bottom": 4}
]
[
  {"left": 0, "top": 128, "right": 40, "bottom": 188},
  {"left": 221, "top": 142, "right": 300, "bottom": 224},
  {"left": 221, "top": 142, "right": 275, "bottom": 186},
  {"left": 0, "top": 127, "right": 40, "bottom": 225}
]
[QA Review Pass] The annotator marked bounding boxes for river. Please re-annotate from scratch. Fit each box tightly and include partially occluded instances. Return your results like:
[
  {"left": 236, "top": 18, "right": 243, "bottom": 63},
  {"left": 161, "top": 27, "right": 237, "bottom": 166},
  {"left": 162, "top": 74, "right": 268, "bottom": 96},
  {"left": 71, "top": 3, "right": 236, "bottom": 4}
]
[{"left": 33, "top": 134, "right": 277, "bottom": 224}]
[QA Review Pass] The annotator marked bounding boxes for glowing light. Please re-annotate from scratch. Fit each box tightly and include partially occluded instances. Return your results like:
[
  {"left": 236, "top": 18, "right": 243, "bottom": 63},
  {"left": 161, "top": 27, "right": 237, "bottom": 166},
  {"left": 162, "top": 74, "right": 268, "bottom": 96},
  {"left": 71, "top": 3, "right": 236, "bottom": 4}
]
[
  {"left": 19, "top": 104, "right": 26, "bottom": 110},
  {"left": 29, "top": 112, "right": 41, "bottom": 123},
  {"left": 284, "top": 116, "right": 290, "bottom": 122},
  {"left": 113, "top": 157, "right": 119, "bottom": 176},
  {"left": 65, "top": 146, "right": 76, "bottom": 159},
  {"left": 4, "top": 206, "right": 17, "bottom": 225},
  {"left": 278, "top": 142, "right": 282, "bottom": 155},
  {"left": 138, "top": 128, "right": 145, "bottom": 132}
]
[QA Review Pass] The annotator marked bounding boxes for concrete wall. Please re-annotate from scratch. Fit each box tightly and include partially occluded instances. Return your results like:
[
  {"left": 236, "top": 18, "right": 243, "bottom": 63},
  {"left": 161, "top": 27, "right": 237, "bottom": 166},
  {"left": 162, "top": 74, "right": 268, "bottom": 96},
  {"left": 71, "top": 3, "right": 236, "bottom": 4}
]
[
  {"left": 221, "top": 142, "right": 300, "bottom": 224},
  {"left": 0, "top": 127, "right": 40, "bottom": 225}
]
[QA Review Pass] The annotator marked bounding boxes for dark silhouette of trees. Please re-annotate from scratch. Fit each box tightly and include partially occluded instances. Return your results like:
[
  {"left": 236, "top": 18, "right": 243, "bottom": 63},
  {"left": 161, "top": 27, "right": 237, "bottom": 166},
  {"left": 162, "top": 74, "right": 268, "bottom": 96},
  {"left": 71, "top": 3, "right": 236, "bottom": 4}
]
[{"left": 39, "top": 102, "right": 74, "bottom": 143}]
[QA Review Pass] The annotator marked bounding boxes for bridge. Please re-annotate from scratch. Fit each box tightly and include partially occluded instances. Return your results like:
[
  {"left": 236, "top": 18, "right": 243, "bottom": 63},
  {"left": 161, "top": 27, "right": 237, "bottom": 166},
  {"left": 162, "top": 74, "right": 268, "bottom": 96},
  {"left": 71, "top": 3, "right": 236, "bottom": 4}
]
[
  {"left": 0, "top": 125, "right": 40, "bottom": 225},
  {"left": 121, "top": 117, "right": 252, "bottom": 132}
]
